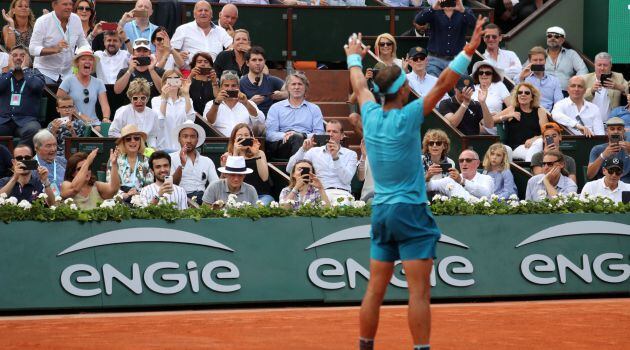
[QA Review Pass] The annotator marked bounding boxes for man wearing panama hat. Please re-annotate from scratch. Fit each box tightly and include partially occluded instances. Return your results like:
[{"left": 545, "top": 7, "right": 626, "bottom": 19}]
[
  {"left": 170, "top": 120, "right": 219, "bottom": 205},
  {"left": 202, "top": 155, "right": 257, "bottom": 206}
]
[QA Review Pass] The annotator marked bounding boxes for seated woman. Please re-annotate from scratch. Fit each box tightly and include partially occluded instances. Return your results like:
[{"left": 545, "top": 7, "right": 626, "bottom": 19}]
[
  {"left": 470, "top": 60, "right": 510, "bottom": 128},
  {"left": 188, "top": 52, "right": 219, "bottom": 115},
  {"left": 222, "top": 123, "right": 274, "bottom": 205},
  {"left": 61, "top": 148, "right": 121, "bottom": 210},
  {"left": 373, "top": 33, "right": 403, "bottom": 68},
  {"left": 151, "top": 26, "right": 185, "bottom": 71},
  {"left": 106, "top": 124, "right": 153, "bottom": 202},
  {"left": 482, "top": 143, "right": 517, "bottom": 199},
  {"left": 494, "top": 82, "right": 549, "bottom": 161},
  {"left": 150, "top": 69, "right": 195, "bottom": 152},
  {"left": 279, "top": 159, "right": 329, "bottom": 209},
  {"left": 57, "top": 46, "right": 111, "bottom": 130},
  {"left": 421, "top": 129, "right": 456, "bottom": 182},
  {"left": 109, "top": 78, "right": 161, "bottom": 148}
]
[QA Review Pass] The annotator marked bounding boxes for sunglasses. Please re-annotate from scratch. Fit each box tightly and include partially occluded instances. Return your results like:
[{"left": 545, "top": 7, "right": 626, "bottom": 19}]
[
  {"left": 124, "top": 135, "right": 142, "bottom": 142},
  {"left": 378, "top": 42, "right": 393, "bottom": 47},
  {"left": 83, "top": 88, "right": 89, "bottom": 104},
  {"left": 606, "top": 167, "right": 622, "bottom": 176},
  {"left": 76, "top": 6, "right": 92, "bottom": 11},
  {"left": 547, "top": 33, "right": 564, "bottom": 39},
  {"left": 411, "top": 55, "right": 427, "bottom": 62},
  {"left": 132, "top": 96, "right": 148, "bottom": 102},
  {"left": 542, "top": 160, "right": 560, "bottom": 167},
  {"left": 15, "top": 155, "right": 33, "bottom": 161},
  {"left": 428, "top": 141, "right": 443, "bottom": 147},
  {"left": 458, "top": 158, "right": 477, "bottom": 163},
  {"left": 517, "top": 90, "right": 532, "bottom": 95},
  {"left": 484, "top": 34, "right": 498, "bottom": 40},
  {"left": 478, "top": 70, "right": 494, "bottom": 76}
]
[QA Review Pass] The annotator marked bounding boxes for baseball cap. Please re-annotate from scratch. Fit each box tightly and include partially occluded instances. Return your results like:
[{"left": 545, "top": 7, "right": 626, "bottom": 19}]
[
  {"left": 603, "top": 155, "right": 623, "bottom": 170},
  {"left": 606, "top": 117, "right": 625, "bottom": 127},
  {"left": 407, "top": 46, "right": 427, "bottom": 58},
  {"left": 133, "top": 38, "right": 151, "bottom": 50},
  {"left": 546, "top": 26, "right": 566, "bottom": 37}
]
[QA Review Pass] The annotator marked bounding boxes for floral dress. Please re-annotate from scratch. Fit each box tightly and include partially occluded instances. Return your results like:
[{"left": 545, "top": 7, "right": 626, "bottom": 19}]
[
  {"left": 279, "top": 185, "right": 324, "bottom": 209},
  {"left": 106, "top": 154, "right": 153, "bottom": 190}
]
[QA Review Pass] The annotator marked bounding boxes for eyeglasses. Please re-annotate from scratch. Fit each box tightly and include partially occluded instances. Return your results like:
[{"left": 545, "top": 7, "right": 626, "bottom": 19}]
[
  {"left": 478, "top": 70, "right": 494, "bottom": 76},
  {"left": 83, "top": 88, "right": 89, "bottom": 104},
  {"left": 76, "top": 6, "right": 92, "bottom": 11},
  {"left": 411, "top": 55, "right": 427, "bottom": 62},
  {"left": 155, "top": 37, "right": 164, "bottom": 42},
  {"left": 484, "top": 34, "right": 498, "bottom": 40},
  {"left": 542, "top": 160, "right": 560, "bottom": 167},
  {"left": 547, "top": 33, "right": 564, "bottom": 39},
  {"left": 606, "top": 167, "right": 622, "bottom": 176},
  {"left": 378, "top": 42, "right": 393, "bottom": 47},
  {"left": 58, "top": 105, "right": 74, "bottom": 109},
  {"left": 458, "top": 158, "right": 477, "bottom": 163},
  {"left": 15, "top": 155, "right": 33, "bottom": 161},
  {"left": 428, "top": 141, "right": 443, "bottom": 147},
  {"left": 517, "top": 90, "right": 532, "bottom": 95},
  {"left": 124, "top": 135, "right": 142, "bottom": 142},
  {"left": 132, "top": 96, "right": 148, "bottom": 102}
]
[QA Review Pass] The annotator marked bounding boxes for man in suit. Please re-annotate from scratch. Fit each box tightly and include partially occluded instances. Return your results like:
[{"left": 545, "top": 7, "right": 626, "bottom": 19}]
[{"left": 582, "top": 52, "right": 629, "bottom": 123}]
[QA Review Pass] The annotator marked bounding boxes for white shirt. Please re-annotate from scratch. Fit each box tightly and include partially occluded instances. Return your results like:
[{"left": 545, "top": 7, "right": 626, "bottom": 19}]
[
  {"left": 426, "top": 172, "right": 494, "bottom": 202},
  {"left": 472, "top": 82, "right": 510, "bottom": 114},
  {"left": 150, "top": 96, "right": 196, "bottom": 151},
  {"left": 170, "top": 21, "right": 233, "bottom": 63},
  {"left": 406, "top": 71, "right": 448, "bottom": 100},
  {"left": 140, "top": 182, "right": 188, "bottom": 210},
  {"left": 109, "top": 104, "right": 161, "bottom": 147},
  {"left": 552, "top": 97, "right": 605, "bottom": 135},
  {"left": 29, "top": 12, "right": 88, "bottom": 81},
  {"left": 286, "top": 145, "right": 358, "bottom": 192},
  {"left": 592, "top": 88, "right": 611, "bottom": 122},
  {"left": 0, "top": 52, "right": 8, "bottom": 71},
  {"left": 169, "top": 150, "right": 219, "bottom": 193},
  {"left": 580, "top": 177, "right": 630, "bottom": 203},
  {"left": 483, "top": 48, "right": 522, "bottom": 81},
  {"left": 95, "top": 49, "right": 130, "bottom": 84},
  {"left": 202, "top": 100, "right": 265, "bottom": 137}
]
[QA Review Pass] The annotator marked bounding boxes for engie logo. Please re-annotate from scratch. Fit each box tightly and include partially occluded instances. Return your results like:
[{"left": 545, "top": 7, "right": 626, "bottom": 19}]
[
  {"left": 58, "top": 228, "right": 241, "bottom": 297},
  {"left": 305, "top": 225, "right": 474, "bottom": 290},
  {"left": 516, "top": 221, "right": 630, "bottom": 285}
]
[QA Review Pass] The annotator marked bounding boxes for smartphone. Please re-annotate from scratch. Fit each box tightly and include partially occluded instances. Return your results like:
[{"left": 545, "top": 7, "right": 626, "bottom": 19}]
[
  {"left": 439, "top": 163, "right": 451, "bottom": 173},
  {"left": 58, "top": 116, "right": 70, "bottom": 124},
  {"left": 199, "top": 67, "right": 213, "bottom": 76},
  {"left": 300, "top": 167, "right": 310, "bottom": 183},
  {"left": 21, "top": 159, "right": 39, "bottom": 171},
  {"left": 441, "top": 0, "right": 456, "bottom": 7},
  {"left": 530, "top": 64, "right": 545, "bottom": 72},
  {"left": 167, "top": 78, "right": 182, "bottom": 87},
  {"left": 314, "top": 134, "right": 331, "bottom": 147},
  {"left": 240, "top": 138, "right": 254, "bottom": 147},
  {"left": 600, "top": 73, "right": 612, "bottom": 84},
  {"left": 136, "top": 56, "right": 151, "bottom": 66},
  {"left": 101, "top": 22, "right": 118, "bottom": 31},
  {"left": 226, "top": 90, "right": 239, "bottom": 98},
  {"left": 610, "top": 134, "right": 621, "bottom": 145},
  {"left": 545, "top": 135, "right": 554, "bottom": 147},
  {"left": 133, "top": 10, "right": 148, "bottom": 18},
  {"left": 164, "top": 175, "right": 173, "bottom": 184}
]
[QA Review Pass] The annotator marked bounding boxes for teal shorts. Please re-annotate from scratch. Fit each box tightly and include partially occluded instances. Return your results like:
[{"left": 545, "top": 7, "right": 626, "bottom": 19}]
[{"left": 370, "top": 203, "right": 441, "bottom": 262}]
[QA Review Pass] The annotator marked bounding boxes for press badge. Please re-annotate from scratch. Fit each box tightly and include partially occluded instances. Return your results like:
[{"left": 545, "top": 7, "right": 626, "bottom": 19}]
[{"left": 10, "top": 94, "right": 21, "bottom": 106}]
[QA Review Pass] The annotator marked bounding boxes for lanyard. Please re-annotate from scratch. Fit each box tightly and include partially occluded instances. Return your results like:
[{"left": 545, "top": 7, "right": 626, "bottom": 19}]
[
  {"left": 52, "top": 12, "right": 70, "bottom": 42},
  {"left": 35, "top": 155, "right": 57, "bottom": 184},
  {"left": 132, "top": 21, "right": 153, "bottom": 41},
  {"left": 10, "top": 78, "right": 27, "bottom": 95}
]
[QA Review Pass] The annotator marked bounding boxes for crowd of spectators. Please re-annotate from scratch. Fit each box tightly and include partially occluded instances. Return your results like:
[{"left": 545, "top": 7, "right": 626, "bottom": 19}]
[{"left": 0, "top": 0, "right": 629, "bottom": 210}]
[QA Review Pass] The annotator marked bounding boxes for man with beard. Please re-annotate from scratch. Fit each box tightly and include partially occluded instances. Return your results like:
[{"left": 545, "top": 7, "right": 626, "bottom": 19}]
[
  {"left": 543, "top": 26, "right": 587, "bottom": 91},
  {"left": 169, "top": 120, "right": 219, "bottom": 205},
  {"left": 95, "top": 30, "right": 132, "bottom": 84},
  {"left": 141, "top": 150, "right": 188, "bottom": 209},
  {"left": 239, "top": 46, "right": 287, "bottom": 116}
]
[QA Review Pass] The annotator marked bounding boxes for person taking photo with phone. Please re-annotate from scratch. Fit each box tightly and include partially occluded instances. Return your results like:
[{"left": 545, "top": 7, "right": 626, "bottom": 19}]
[
  {"left": 530, "top": 122, "right": 577, "bottom": 183},
  {"left": 286, "top": 120, "right": 358, "bottom": 203},
  {"left": 0, "top": 144, "right": 55, "bottom": 205},
  {"left": 279, "top": 159, "right": 329, "bottom": 209},
  {"left": 114, "top": 38, "right": 164, "bottom": 98},
  {"left": 587, "top": 117, "right": 630, "bottom": 183},
  {"left": 582, "top": 52, "right": 629, "bottom": 122},
  {"left": 516, "top": 46, "right": 563, "bottom": 111},
  {"left": 188, "top": 52, "right": 219, "bottom": 115},
  {"left": 118, "top": 0, "right": 157, "bottom": 52},
  {"left": 140, "top": 150, "right": 188, "bottom": 209},
  {"left": 47, "top": 96, "right": 88, "bottom": 157},
  {"left": 203, "top": 70, "right": 264, "bottom": 137}
]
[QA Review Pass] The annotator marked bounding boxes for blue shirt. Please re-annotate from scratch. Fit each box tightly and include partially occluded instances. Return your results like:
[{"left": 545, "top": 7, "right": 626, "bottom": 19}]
[
  {"left": 123, "top": 21, "right": 158, "bottom": 52},
  {"left": 485, "top": 169, "right": 517, "bottom": 199},
  {"left": 0, "top": 69, "right": 46, "bottom": 126},
  {"left": 35, "top": 155, "right": 67, "bottom": 190},
  {"left": 516, "top": 73, "right": 563, "bottom": 111},
  {"left": 415, "top": 7, "right": 476, "bottom": 57},
  {"left": 361, "top": 99, "right": 426, "bottom": 205},
  {"left": 265, "top": 99, "right": 325, "bottom": 142},
  {"left": 239, "top": 74, "right": 285, "bottom": 116},
  {"left": 608, "top": 106, "right": 630, "bottom": 140},
  {"left": 589, "top": 143, "right": 630, "bottom": 183},
  {"left": 0, "top": 175, "right": 45, "bottom": 203},
  {"left": 59, "top": 75, "right": 106, "bottom": 124}
]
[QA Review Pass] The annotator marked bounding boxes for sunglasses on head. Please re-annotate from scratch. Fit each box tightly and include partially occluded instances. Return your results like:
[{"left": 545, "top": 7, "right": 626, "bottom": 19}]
[
  {"left": 135, "top": 39, "right": 150, "bottom": 46},
  {"left": 484, "top": 34, "right": 498, "bottom": 40},
  {"left": 411, "top": 55, "right": 427, "bottom": 62},
  {"left": 76, "top": 6, "right": 92, "bottom": 11},
  {"left": 124, "top": 135, "right": 142, "bottom": 142},
  {"left": 428, "top": 141, "right": 443, "bottom": 147},
  {"left": 517, "top": 90, "right": 532, "bottom": 95},
  {"left": 132, "top": 95, "right": 148, "bottom": 102},
  {"left": 478, "top": 70, "right": 494, "bottom": 76},
  {"left": 378, "top": 42, "right": 393, "bottom": 47},
  {"left": 83, "top": 88, "right": 89, "bottom": 104},
  {"left": 547, "top": 33, "right": 564, "bottom": 39},
  {"left": 606, "top": 167, "right": 622, "bottom": 176},
  {"left": 15, "top": 155, "right": 33, "bottom": 161},
  {"left": 458, "top": 158, "right": 477, "bottom": 163}
]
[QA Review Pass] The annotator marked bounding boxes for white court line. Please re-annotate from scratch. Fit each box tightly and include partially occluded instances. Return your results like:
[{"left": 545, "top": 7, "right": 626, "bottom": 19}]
[{"left": 0, "top": 298, "right": 627, "bottom": 321}]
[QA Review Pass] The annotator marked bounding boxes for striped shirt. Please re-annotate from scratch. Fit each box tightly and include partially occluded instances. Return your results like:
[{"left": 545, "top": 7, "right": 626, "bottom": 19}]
[{"left": 140, "top": 183, "right": 188, "bottom": 210}]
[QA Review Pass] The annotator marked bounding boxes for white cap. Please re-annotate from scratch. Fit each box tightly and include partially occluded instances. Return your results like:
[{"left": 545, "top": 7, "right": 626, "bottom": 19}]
[
  {"left": 546, "top": 26, "right": 566, "bottom": 37},
  {"left": 133, "top": 38, "right": 151, "bottom": 50}
]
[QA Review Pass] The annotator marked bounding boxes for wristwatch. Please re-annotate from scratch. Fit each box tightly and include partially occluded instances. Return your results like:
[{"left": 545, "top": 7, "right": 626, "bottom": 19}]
[{"left": 213, "top": 100, "right": 221, "bottom": 106}]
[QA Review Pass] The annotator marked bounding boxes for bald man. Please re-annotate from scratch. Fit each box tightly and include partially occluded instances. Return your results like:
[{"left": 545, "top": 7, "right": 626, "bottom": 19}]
[
  {"left": 218, "top": 4, "right": 238, "bottom": 37},
  {"left": 552, "top": 75, "right": 605, "bottom": 136},
  {"left": 119, "top": 0, "right": 158, "bottom": 52},
  {"left": 171, "top": 1, "right": 233, "bottom": 63}
]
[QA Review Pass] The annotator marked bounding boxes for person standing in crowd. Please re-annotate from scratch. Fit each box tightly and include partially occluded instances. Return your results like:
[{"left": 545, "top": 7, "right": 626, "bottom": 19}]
[
  {"left": 95, "top": 30, "right": 132, "bottom": 84},
  {"left": 188, "top": 52, "right": 219, "bottom": 115},
  {"left": 74, "top": 0, "right": 95, "bottom": 40},
  {"left": 482, "top": 143, "right": 517, "bottom": 199},
  {"left": 279, "top": 159, "right": 329, "bottom": 209},
  {"left": 581, "top": 155, "right": 630, "bottom": 203},
  {"left": 525, "top": 149, "right": 577, "bottom": 201},
  {"left": 482, "top": 23, "right": 521, "bottom": 81},
  {"left": 141, "top": 150, "right": 188, "bottom": 209},
  {"left": 109, "top": 78, "right": 161, "bottom": 148},
  {"left": 2, "top": 0, "right": 35, "bottom": 50},
  {"left": 0, "top": 144, "right": 55, "bottom": 205},
  {"left": 202, "top": 155, "right": 258, "bottom": 206},
  {"left": 47, "top": 96, "right": 87, "bottom": 157},
  {"left": 29, "top": 0, "right": 88, "bottom": 84},
  {"left": 119, "top": 0, "right": 157, "bottom": 52},
  {"left": 33, "top": 129, "right": 66, "bottom": 197},
  {"left": 517, "top": 46, "right": 563, "bottom": 111},
  {"left": 214, "top": 29, "right": 251, "bottom": 78},
  {"left": 114, "top": 38, "right": 164, "bottom": 98},
  {"left": 582, "top": 52, "right": 629, "bottom": 122},
  {"left": 107, "top": 124, "right": 153, "bottom": 202},
  {"left": 151, "top": 70, "right": 195, "bottom": 152},
  {"left": 239, "top": 46, "right": 287, "bottom": 116},
  {"left": 543, "top": 26, "right": 588, "bottom": 91},
  {"left": 151, "top": 26, "right": 185, "bottom": 71}
]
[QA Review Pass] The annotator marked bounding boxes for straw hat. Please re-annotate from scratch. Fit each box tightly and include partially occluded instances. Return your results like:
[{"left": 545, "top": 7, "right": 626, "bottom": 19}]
[
  {"left": 116, "top": 124, "right": 148, "bottom": 145},
  {"left": 73, "top": 46, "right": 98, "bottom": 66}
]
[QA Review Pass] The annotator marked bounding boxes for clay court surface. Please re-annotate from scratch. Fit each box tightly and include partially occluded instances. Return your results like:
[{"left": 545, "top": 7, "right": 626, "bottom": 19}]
[{"left": 0, "top": 298, "right": 628, "bottom": 349}]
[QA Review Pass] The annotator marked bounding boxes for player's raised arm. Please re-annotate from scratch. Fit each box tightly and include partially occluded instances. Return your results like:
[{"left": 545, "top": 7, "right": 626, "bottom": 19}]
[
  {"left": 344, "top": 33, "right": 376, "bottom": 109},
  {"left": 423, "top": 15, "right": 487, "bottom": 116}
]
